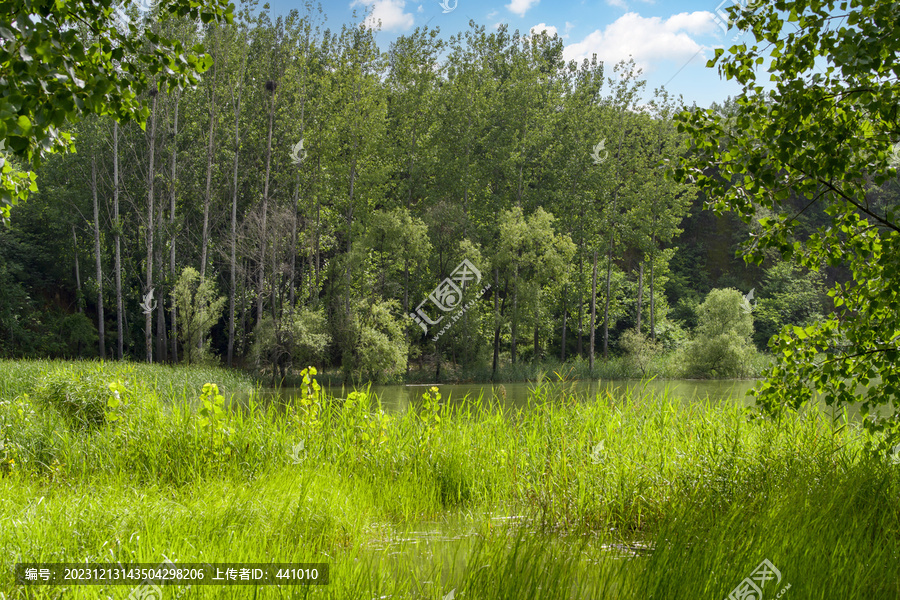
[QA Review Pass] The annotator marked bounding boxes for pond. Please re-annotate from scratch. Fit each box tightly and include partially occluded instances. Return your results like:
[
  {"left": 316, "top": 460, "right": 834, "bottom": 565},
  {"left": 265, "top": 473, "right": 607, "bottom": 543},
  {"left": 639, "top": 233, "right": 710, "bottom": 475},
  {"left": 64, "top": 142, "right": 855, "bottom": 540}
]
[{"left": 255, "top": 379, "right": 761, "bottom": 413}]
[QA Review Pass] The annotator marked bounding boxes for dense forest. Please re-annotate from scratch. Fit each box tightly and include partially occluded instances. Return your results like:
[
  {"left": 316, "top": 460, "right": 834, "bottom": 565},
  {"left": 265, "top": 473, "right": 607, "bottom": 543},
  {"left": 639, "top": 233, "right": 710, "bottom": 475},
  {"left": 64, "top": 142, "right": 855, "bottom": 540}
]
[{"left": 1, "top": 0, "right": 879, "bottom": 382}]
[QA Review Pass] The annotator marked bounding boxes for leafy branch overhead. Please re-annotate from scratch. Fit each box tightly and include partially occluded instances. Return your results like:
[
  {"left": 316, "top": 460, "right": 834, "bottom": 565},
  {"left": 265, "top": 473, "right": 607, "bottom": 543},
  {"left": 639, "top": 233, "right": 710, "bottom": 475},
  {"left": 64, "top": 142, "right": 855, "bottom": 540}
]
[
  {"left": 674, "top": 0, "right": 900, "bottom": 442},
  {"left": 0, "top": 0, "right": 233, "bottom": 219}
]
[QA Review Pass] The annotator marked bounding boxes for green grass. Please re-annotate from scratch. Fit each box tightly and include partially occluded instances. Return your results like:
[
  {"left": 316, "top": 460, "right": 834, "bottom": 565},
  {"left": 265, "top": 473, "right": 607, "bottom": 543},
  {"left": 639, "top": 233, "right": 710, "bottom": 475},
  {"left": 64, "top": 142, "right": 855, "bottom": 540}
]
[{"left": 0, "top": 360, "right": 898, "bottom": 598}]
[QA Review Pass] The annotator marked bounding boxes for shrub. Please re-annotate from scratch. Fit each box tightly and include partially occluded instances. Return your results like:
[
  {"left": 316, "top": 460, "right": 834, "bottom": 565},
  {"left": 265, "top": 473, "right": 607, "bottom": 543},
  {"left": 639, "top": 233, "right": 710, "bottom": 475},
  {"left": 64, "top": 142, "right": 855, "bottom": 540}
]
[
  {"left": 340, "top": 298, "right": 408, "bottom": 384},
  {"left": 619, "top": 329, "right": 661, "bottom": 377},
  {"left": 251, "top": 308, "right": 331, "bottom": 382},
  {"left": 684, "top": 288, "right": 757, "bottom": 378},
  {"left": 171, "top": 267, "right": 226, "bottom": 365}
]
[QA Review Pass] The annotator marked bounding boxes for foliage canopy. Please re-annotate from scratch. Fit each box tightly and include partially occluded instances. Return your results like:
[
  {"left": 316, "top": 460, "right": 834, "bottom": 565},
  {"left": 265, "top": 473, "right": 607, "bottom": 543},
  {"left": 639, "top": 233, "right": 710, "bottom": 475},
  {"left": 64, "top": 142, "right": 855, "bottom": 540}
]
[{"left": 675, "top": 0, "right": 900, "bottom": 443}]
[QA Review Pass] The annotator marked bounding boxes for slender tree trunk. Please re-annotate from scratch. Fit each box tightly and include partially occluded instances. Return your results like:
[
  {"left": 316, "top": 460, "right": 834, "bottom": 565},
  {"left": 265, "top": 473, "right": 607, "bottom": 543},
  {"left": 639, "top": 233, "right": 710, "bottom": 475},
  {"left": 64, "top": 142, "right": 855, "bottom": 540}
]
[
  {"left": 577, "top": 251, "right": 583, "bottom": 357},
  {"left": 145, "top": 92, "right": 158, "bottom": 364},
  {"left": 492, "top": 267, "right": 500, "bottom": 379},
  {"left": 72, "top": 225, "right": 82, "bottom": 313},
  {"left": 257, "top": 88, "right": 276, "bottom": 325},
  {"left": 289, "top": 171, "right": 300, "bottom": 308},
  {"left": 511, "top": 263, "right": 518, "bottom": 364},
  {"left": 589, "top": 250, "right": 597, "bottom": 371},
  {"left": 603, "top": 240, "right": 613, "bottom": 361},
  {"left": 650, "top": 234, "right": 656, "bottom": 342},
  {"left": 636, "top": 261, "right": 643, "bottom": 334},
  {"left": 91, "top": 157, "right": 105, "bottom": 359},
  {"left": 228, "top": 89, "right": 241, "bottom": 367},
  {"left": 560, "top": 286, "right": 567, "bottom": 361},
  {"left": 113, "top": 121, "right": 124, "bottom": 360},
  {"left": 344, "top": 153, "right": 357, "bottom": 320},
  {"left": 227, "top": 42, "right": 247, "bottom": 366},
  {"left": 169, "top": 94, "right": 179, "bottom": 363},
  {"left": 200, "top": 88, "right": 216, "bottom": 280}
]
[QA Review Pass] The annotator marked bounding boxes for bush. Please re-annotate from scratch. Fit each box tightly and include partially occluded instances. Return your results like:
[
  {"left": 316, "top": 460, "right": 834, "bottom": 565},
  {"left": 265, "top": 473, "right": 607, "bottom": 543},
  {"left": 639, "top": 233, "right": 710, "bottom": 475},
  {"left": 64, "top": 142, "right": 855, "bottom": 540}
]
[
  {"left": 341, "top": 298, "right": 408, "bottom": 384},
  {"left": 684, "top": 288, "right": 758, "bottom": 378},
  {"left": 620, "top": 329, "right": 661, "bottom": 377},
  {"left": 171, "top": 267, "right": 226, "bottom": 365},
  {"left": 251, "top": 308, "right": 331, "bottom": 381}
]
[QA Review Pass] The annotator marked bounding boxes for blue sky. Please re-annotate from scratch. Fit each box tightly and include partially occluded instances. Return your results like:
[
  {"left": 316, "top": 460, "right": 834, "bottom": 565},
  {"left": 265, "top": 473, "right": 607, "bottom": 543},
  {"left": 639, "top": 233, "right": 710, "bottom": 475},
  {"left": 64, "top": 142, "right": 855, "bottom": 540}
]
[{"left": 264, "top": 0, "right": 759, "bottom": 108}]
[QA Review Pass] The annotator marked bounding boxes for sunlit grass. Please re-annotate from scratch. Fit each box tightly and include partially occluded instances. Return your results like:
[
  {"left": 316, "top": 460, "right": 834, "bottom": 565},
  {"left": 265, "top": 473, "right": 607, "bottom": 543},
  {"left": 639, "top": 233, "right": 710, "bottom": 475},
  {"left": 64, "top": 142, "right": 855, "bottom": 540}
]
[{"left": 0, "top": 360, "right": 897, "bottom": 598}]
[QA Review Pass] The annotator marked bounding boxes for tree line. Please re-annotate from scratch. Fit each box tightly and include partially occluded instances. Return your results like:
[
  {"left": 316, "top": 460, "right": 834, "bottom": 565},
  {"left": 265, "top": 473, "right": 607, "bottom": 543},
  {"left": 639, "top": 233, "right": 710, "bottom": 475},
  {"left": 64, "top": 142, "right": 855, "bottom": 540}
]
[{"left": 2, "top": 0, "right": 819, "bottom": 381}]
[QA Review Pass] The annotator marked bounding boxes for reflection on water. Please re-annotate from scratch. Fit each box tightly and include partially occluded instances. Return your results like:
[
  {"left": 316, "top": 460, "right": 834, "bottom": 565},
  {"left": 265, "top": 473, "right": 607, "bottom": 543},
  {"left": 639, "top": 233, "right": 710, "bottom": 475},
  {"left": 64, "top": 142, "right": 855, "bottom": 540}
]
[{"left": 257, "top": 379, "right": 760, "bottom": 413}]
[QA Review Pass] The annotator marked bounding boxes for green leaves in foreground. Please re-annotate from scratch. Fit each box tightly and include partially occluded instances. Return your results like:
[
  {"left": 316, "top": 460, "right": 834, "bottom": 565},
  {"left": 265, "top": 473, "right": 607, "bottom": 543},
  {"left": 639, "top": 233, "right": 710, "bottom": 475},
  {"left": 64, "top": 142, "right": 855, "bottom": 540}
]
[
  {"left": 0, "top": 0, "right": 233, "bottom": 219},
  {"left": 674, "top": 0, "right": 900, "bottom": 446}
]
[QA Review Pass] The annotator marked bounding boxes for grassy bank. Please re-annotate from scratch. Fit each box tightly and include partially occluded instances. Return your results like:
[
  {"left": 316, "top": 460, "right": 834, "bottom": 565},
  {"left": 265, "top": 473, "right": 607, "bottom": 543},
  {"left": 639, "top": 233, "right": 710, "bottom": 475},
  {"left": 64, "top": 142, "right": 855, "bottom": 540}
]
[{"left": 0, "top": 360, "right": 897, "bottom": 598}]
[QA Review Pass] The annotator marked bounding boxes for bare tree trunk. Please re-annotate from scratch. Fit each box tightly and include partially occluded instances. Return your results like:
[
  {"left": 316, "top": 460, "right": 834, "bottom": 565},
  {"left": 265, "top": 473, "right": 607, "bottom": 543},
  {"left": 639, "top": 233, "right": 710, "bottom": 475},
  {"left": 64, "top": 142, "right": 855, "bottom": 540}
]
[
  {"left": 228, "top": 88, "right": 241, "bottom": 367},
  {"left": 227, "top": 40, "right": 247, "bottom": 367},
  {"left": 289, "top": 171, "right": 300, "bottom": 308},
  {"left": 145, "top": 91, "right": 158, "bottom": 364},
  {"left": 560, "top": 286, "right": 567, "bottom": 361},
  {"left": 91, "top": 156, "right": 105, "bottom": 359},
  {"left": 72, "top": 225, "right": 82, "bottom": 313},
  {"left": 492, "top": 267, "right": 501, "bottom": 380},
  {"left": 603, "top": 241, "right": 612, "bottom": 361},
  {"left": 113, "top": 121, "right": 124, "bottom": 360},
  {"left": 577, "top": 253, "right": 583, "bottom": 358},
  {"left": 636, "top": 261, "right": 643, "bottom": 334},
  {"left": 344, "top": 153, "right": 357, "bottom": 320},
  {"left": 650, "top": 235, "right": 656, "bottom": 342},
  {"left": 169, "top": 94, "right": 179, "bottom": 362},
  {"left": 589, "top": 250, "right": 597, "bottom": 371},
  {"left": 200, "top": 87, "right": 215, "bottom": 280},
  {"left": 511, "top": 263, "right": 518, "bottom": 364},
  {"left": 257, "top": 87, "right": 276, "bottom": 325}
]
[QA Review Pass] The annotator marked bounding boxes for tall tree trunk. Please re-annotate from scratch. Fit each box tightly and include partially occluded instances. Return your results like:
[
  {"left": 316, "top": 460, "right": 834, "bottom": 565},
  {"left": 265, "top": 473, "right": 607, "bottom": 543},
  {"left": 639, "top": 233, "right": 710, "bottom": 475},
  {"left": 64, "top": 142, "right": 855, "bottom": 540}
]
[
  {"left": 227, "top": 41, "right": 247, "bottom": 367},
  {"left": 72, "top": 225, "right": 82, "bottom": 313},
  {"left": 289, "top": 171, "right": 300, "bottom": 308},
  {"left": 560, "top": 286, "right": 567, "bottom": 361},
  {"left": 344, "top": 153, "right": 357, "bottom": 320},
  {"left": 603, "top": 240, "right": 613, "bottom": 361},
  {"left": 650, "top": 234, "right": 656, "bottom": 342},
  {"left": 577, "top": 251, "right": 583, "bottom": 358},
  {"left": 257, "top": 88, "right": 276, "bottom": 325},
  {"left": 145, "top": 91, "right": 158, "bottom": 364},
  {"left": 511, "top": 263, "right": 518, "bottom": 364},
  {"left": 169, "top": 94, "right": 179, "bottom": 363},
  {"left": 589, "top": 249, "right": 597, "bottom": 371},
  {"left": 228, "top": 88, "right": 242, "bottom": 368},
  {"left": 91, "top": 157, "right": 105, "bottom": 359},
  {"left": 113, "top": 121, "right": 124, "bottom": 359},
  {"left": 200, "top": 87, "right": 216, "bottom": 280},
  {"left": 636, "top": 261, "right": 643, "bottom": 334},
  {"left": 491, "top": 267, "right": 501, "bottom": 380}
]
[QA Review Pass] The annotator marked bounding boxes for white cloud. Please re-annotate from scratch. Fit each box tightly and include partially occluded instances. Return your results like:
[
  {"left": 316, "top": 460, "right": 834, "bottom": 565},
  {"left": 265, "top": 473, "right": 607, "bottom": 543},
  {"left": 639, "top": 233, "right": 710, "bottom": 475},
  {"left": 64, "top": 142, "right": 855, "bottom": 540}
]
[
  {"left": 530, "top": 22, "right": 558, "bottom": 37},
  {"left": 607, "top": 0, "right": 628, "bottom": 8},
  {"left": 506, "top": 0, "right": 539, "bottom": 18},
  {"left": 563, "top": 11, "right": 715, "bottom": 71},
  {"left": 417, "top": 4, "right": 424, "bottom": 12},
  {"left": 351, "top": 0, "right": 415, "bottom": 31}
]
